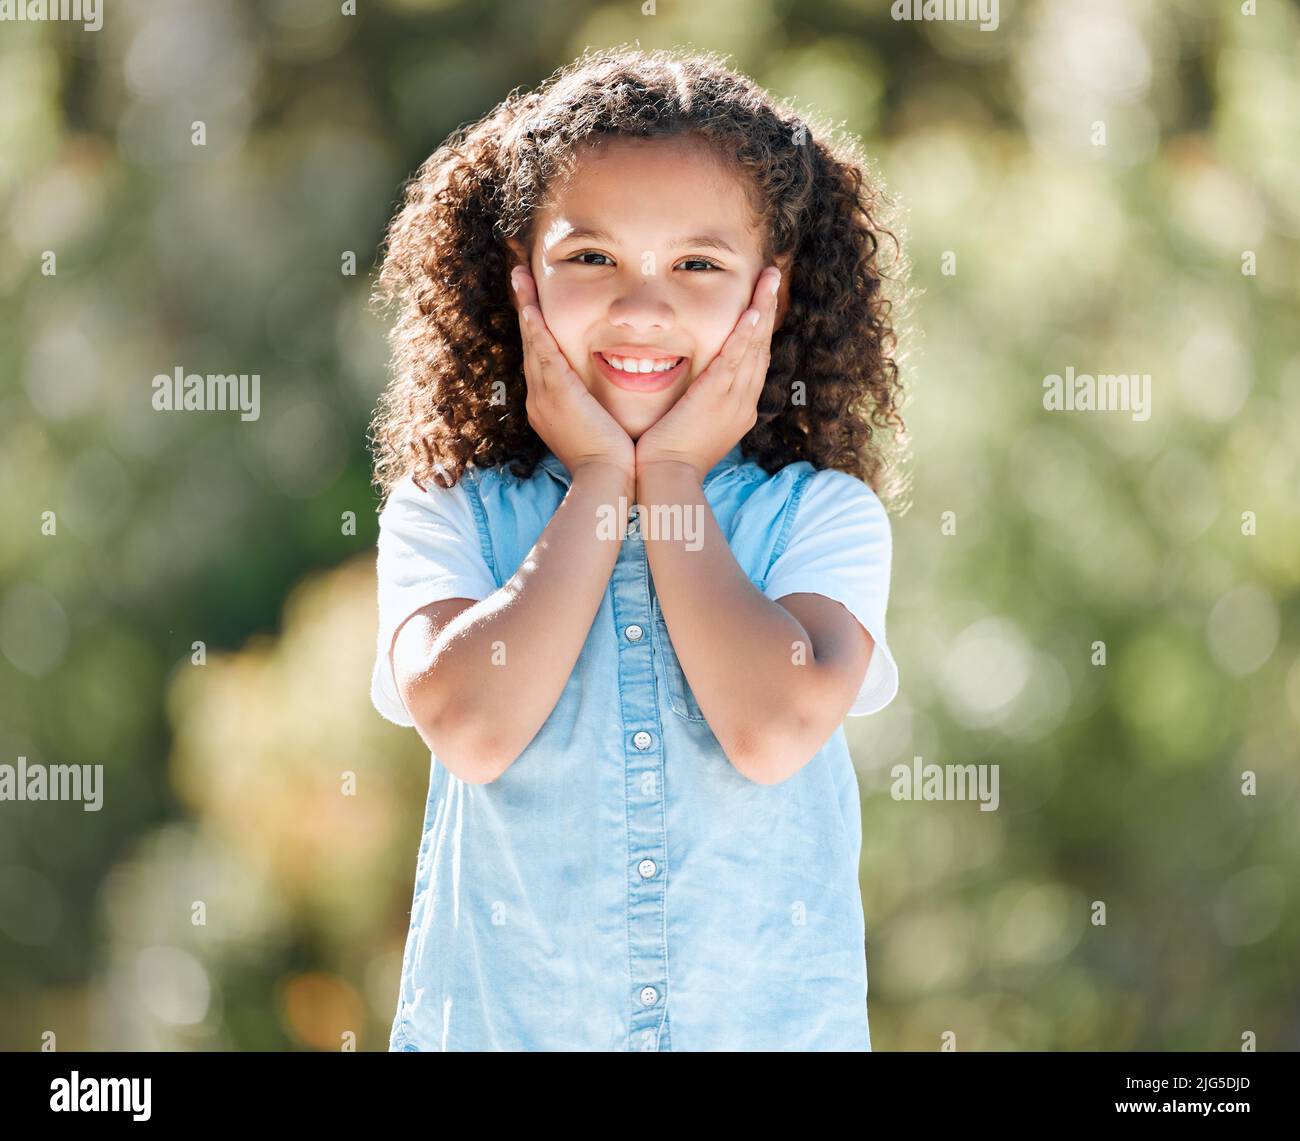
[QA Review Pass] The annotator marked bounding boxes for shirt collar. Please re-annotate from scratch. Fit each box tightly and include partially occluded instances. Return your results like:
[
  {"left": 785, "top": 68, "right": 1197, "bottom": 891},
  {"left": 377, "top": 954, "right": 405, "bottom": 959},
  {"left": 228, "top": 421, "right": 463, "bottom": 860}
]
[{"left": 537, "top": 443, "right": 747, "bottom": 490}]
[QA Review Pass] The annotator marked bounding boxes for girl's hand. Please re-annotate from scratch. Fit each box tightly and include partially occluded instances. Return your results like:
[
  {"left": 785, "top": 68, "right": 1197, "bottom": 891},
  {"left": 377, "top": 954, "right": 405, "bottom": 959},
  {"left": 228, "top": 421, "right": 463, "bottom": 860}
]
[
  {"left": 634, "top": 266, "right": 782, "bottom": 483},
  {"left": 511, "top": 265, "right": 636, "bottom": 486}
]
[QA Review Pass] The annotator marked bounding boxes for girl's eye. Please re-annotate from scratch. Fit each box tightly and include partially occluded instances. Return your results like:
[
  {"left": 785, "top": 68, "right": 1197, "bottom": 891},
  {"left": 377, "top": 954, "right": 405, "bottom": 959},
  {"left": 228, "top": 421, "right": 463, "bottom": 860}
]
[{"left": 568, "top": 252, "right": 722, "bottom": 272}]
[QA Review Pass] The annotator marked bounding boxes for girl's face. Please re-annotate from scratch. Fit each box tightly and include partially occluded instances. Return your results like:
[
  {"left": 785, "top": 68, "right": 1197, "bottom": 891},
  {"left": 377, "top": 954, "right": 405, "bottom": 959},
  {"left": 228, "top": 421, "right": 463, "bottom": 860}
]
[{"left": 508, "top": 134, "right": 791, "bottom": 441}]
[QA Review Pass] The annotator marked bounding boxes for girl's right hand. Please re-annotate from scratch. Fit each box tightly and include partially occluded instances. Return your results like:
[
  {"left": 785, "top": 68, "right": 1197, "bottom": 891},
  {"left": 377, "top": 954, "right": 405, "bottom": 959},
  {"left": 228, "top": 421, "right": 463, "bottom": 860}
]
[{"left": 510, "top": 265, "right": 635, "bottom": 486}]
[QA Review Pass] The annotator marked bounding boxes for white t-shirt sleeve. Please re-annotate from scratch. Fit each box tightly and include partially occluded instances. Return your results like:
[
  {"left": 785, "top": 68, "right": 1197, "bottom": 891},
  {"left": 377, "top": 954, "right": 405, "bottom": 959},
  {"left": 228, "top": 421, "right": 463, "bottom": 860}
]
[
  {"left": 762, "top": 468, "right": 899, "bottom": 717},
  {"left": 371, "top": 473, "right": 499, "bottom": 727}
]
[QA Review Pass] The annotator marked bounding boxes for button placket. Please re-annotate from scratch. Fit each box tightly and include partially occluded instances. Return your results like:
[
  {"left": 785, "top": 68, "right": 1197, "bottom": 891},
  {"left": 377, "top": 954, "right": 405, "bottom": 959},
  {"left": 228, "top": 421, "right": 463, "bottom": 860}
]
[{"left": 611, "top": 517, "right": 668, "bottom": 1049}]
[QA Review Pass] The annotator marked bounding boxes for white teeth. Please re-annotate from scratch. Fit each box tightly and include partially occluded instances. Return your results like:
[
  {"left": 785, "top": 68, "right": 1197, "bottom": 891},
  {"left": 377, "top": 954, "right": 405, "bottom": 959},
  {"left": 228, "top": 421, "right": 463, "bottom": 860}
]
[{"left": 605, "top": 354, "right": 682, "bottom": 374}]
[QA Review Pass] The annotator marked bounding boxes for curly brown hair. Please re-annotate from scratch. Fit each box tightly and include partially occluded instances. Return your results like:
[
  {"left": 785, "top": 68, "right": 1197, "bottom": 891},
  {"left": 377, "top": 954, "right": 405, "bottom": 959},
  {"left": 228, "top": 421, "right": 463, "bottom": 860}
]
[{"left": 370, "top": 44, "right": 911, "bottom": 508}]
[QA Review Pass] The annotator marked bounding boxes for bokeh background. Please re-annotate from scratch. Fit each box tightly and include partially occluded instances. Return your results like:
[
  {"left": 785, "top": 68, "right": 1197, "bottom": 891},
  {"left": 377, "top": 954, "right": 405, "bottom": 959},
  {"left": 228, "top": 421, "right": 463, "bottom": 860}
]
[{"left": 2, "top": 0, "right": 1299, "bottom": 1051}]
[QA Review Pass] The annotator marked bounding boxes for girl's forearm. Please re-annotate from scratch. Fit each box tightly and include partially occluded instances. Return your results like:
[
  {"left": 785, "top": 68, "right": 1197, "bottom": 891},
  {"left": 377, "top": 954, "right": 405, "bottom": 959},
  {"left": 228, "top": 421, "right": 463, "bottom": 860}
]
[
  {"left": 638, "top": 461, "right": 838, "bottom": 780},
  {"left": 404, "top": 463, "right": 632, "bottom": 779}
]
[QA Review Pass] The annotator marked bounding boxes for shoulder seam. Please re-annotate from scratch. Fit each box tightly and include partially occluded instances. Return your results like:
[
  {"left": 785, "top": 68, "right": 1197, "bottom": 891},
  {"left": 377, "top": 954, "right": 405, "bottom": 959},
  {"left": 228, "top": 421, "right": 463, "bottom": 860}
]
[
  {"left": 765, "top": 465, "right": 818, "bottom": 578},
  {"left": 460, "top": 468, "right": 502, "bottom": 586}
]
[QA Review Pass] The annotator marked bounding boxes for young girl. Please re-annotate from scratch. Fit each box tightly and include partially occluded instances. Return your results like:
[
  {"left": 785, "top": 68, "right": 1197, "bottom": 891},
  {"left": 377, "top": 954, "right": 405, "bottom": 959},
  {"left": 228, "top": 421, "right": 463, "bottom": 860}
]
[{"left": 368, "top": 46, "right": 908, "bottom": 1052}]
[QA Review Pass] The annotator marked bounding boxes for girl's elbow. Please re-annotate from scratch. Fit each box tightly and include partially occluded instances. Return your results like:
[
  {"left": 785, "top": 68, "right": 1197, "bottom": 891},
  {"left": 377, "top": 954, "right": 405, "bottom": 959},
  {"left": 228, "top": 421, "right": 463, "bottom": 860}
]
[
  {"left": 423, "top": 721, "right": 516, "bottom": 784},
  {"left": 719, "top": 728, "right": 787, "bottom": 785},
  {"left": 722, "top": 715, "right": 822, "bottom": 785},
  {"left": 406, "top": 692, "right": 515, "bottom": 784}
]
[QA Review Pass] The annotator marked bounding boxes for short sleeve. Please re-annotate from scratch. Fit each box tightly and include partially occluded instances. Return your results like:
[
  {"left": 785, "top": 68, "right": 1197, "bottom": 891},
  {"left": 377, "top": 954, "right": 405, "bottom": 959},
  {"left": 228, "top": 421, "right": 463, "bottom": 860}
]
[
  {"left": 371, "top": 473, "right": 499, "bottom": 727},
  {"left": 762, "top": 469, "right": 899, "bottom": 717}
]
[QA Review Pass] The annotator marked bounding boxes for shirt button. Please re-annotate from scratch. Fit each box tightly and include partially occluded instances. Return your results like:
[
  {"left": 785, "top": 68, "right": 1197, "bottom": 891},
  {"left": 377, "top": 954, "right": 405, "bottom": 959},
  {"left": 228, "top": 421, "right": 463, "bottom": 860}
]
[
  {"left": 639, "top": 985, "right": 659, "bottom": 1006},
  {"left": 637, "top": 858, "right": 657, "bottom": 879},
  {"left": 625, "top": 624, "right": 644, "bottom": 642},
  {"left": 632, "top": 731, "right": 653, "bottom": 750}
]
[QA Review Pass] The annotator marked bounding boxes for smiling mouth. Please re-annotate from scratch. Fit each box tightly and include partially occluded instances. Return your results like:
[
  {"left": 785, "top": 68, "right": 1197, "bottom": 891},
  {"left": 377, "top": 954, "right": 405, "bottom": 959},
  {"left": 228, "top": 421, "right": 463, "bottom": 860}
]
[
  {"left": 598, "top": 352, "right": 685, "bottom": 374},
  {"left": 593, "top": 352, "right": 689, "bottom": 391}
]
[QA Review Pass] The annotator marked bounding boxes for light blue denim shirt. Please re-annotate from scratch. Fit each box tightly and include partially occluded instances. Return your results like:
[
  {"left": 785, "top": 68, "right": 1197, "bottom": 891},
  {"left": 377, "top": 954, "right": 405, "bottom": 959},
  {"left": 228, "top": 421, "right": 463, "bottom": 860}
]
[{"left": 371, "top": 443, "right": 899, "bottom": 1051}]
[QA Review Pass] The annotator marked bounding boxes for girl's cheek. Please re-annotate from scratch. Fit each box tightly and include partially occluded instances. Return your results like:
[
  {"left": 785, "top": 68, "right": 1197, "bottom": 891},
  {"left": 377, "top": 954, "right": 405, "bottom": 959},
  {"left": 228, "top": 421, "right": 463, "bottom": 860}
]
[
  {"left": 699, "top": 292, "right": 752, "bottom": 343},
  {"left": 541, "top": 282, "right": 603, "bottom": 341},
  {"left": 535, "top": 273, "right": 582, "bottom": 312},
  {"left": 534, "top": 285, "right": 590, "bottom": 357}
]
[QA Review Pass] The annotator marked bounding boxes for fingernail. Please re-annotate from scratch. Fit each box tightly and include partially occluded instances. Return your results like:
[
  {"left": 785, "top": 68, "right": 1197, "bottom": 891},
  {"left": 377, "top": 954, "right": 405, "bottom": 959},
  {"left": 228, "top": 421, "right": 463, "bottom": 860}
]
[
  {"left": 522, "top": 307, "right": 532, "bottom": 324},
  {"left": 769, "top": 271, "right": 781, "bottom": 295}
]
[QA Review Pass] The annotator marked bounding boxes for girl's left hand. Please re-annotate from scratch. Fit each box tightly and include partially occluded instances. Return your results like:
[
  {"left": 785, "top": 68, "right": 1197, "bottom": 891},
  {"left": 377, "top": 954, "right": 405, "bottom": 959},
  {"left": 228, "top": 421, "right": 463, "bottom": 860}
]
[{"left": 634, "top": 266, "right": 782, "bottom": 483}]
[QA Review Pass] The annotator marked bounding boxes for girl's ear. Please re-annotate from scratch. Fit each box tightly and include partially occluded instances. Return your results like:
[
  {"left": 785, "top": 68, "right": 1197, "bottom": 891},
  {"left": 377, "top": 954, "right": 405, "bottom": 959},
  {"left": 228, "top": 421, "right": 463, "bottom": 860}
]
[
  {"left": 773, "top": 253, "right": 793, "bottom": 331},
  {"left": 505, "top": 238, "right": 529, "bottom": 312}
]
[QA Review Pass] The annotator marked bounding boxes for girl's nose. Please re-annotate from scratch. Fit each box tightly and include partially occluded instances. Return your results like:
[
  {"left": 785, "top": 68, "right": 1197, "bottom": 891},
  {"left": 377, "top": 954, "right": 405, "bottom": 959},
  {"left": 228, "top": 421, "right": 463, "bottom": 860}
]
[{"left": 608, "top": 280, "right": 674, "bottom": 328}]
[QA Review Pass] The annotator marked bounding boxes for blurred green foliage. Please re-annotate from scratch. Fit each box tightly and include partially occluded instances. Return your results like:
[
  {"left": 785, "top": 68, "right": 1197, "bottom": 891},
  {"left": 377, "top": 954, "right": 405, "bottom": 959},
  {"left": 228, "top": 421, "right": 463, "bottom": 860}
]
[{"left": 1, "top": 0, "right": 1298, "bottom": 1050}]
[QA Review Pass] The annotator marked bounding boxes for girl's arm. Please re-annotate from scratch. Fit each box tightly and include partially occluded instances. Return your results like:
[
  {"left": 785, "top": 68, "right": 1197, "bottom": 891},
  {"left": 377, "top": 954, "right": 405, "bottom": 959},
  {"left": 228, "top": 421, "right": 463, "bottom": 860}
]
[
  {"left": 639, "top": 460, "right": 874, "bottom": 785},
  {"left": 391, "top": 463, "right": 633, "bottom": 783},
  {"left": 390, "top": 262, "right": 636, "bottom": 784}
]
